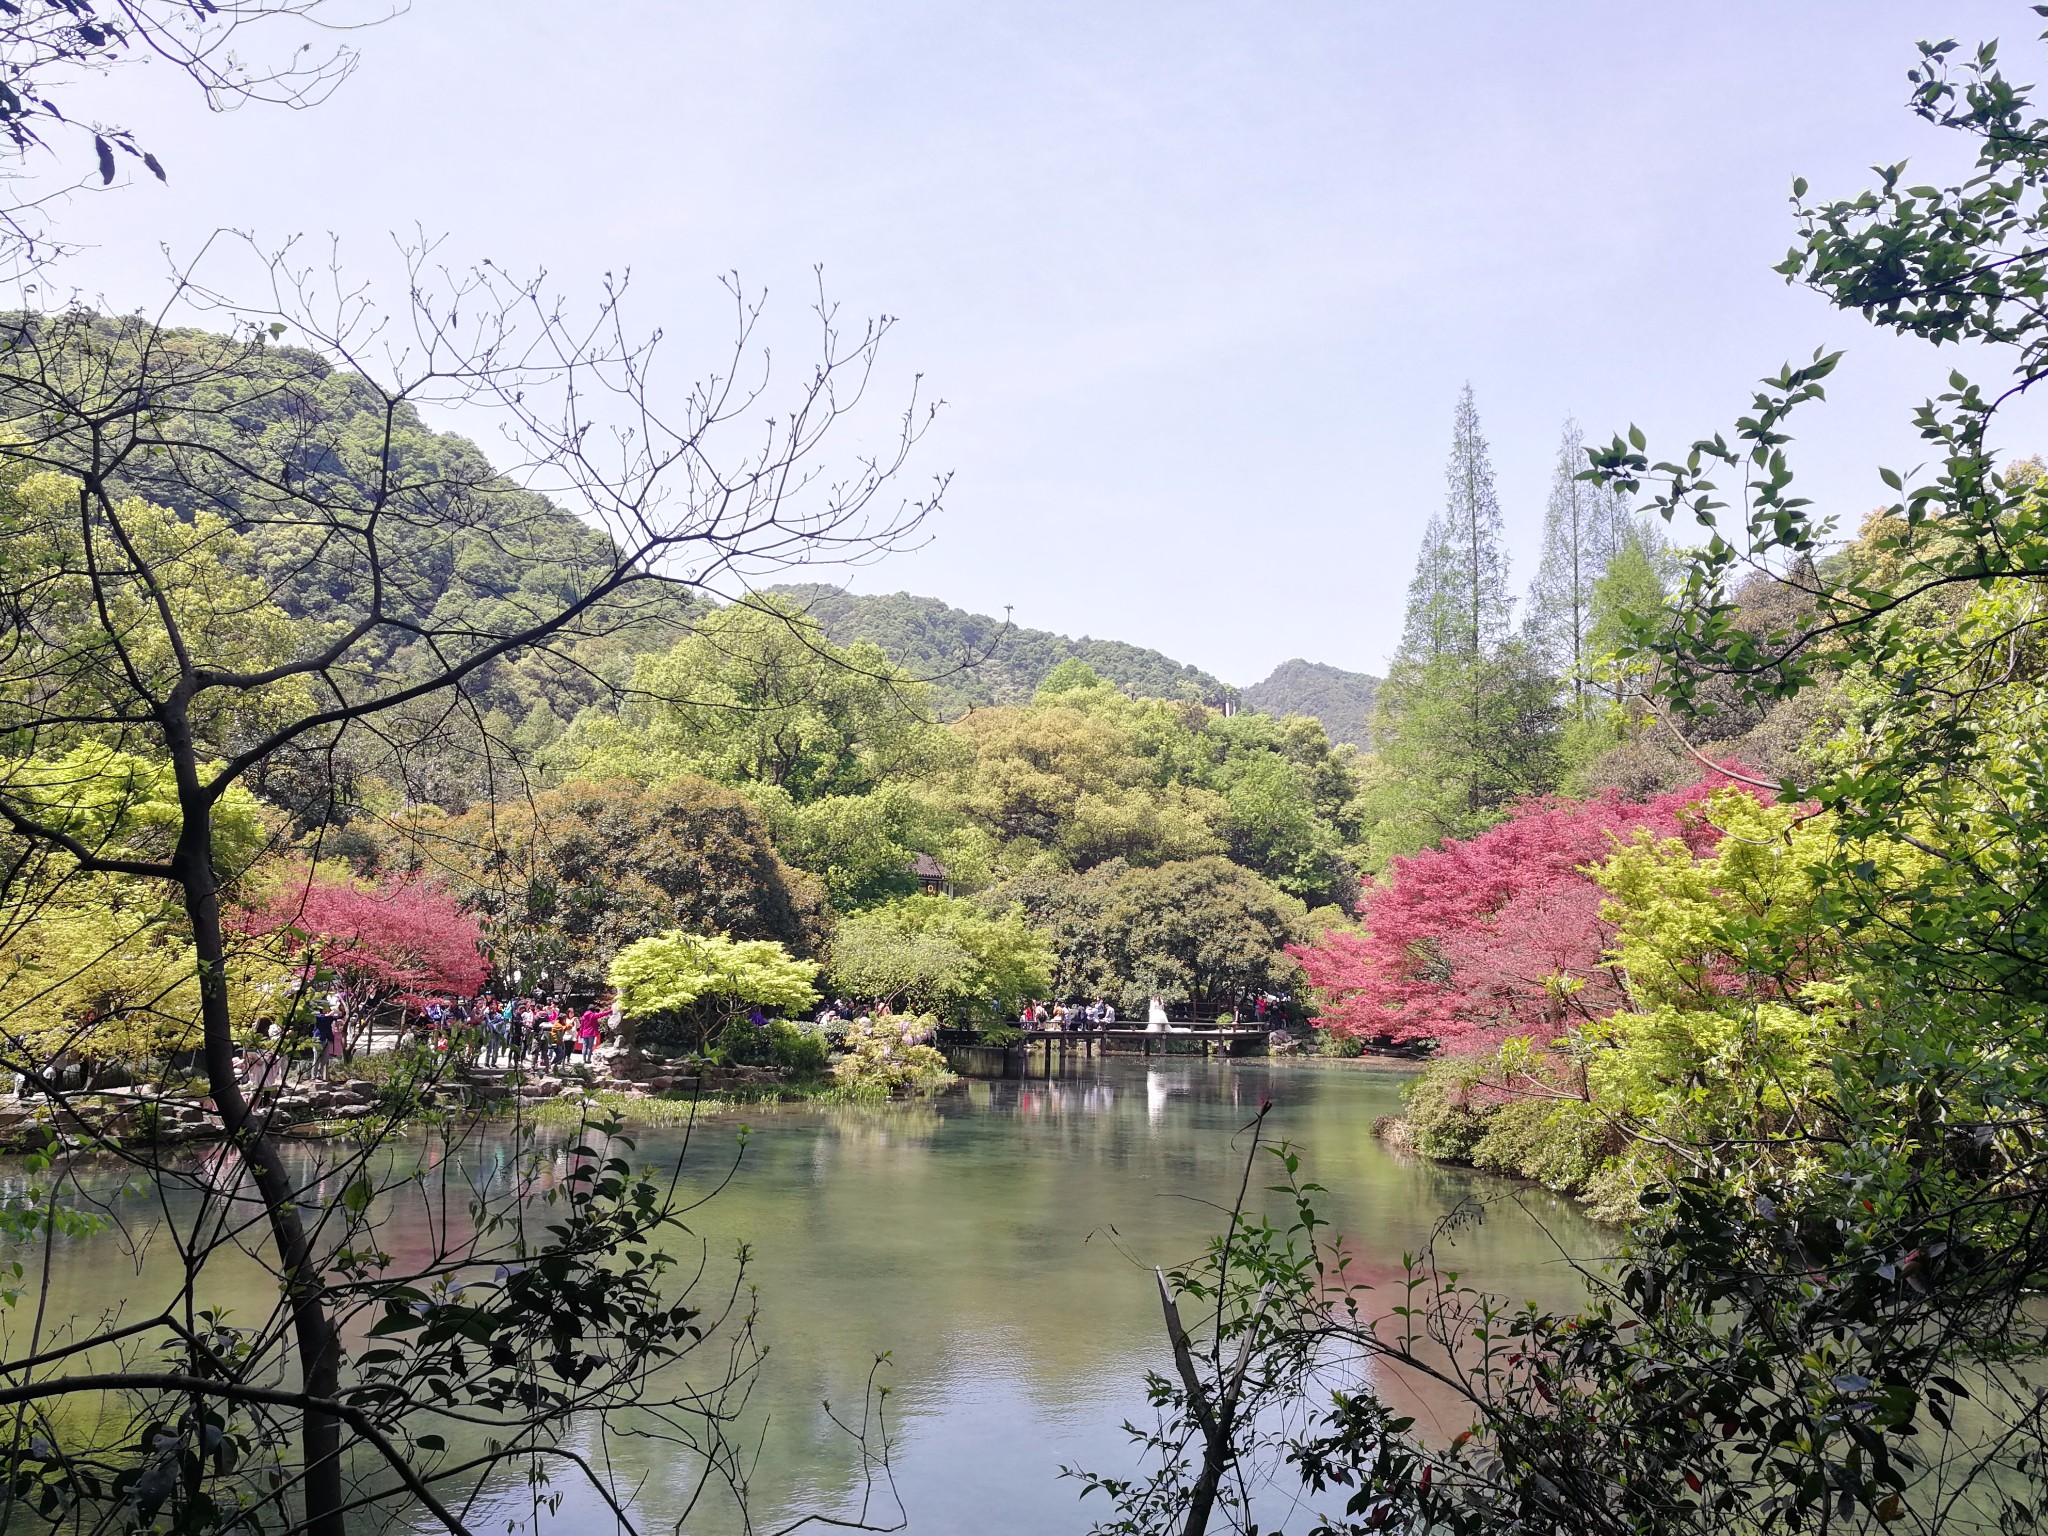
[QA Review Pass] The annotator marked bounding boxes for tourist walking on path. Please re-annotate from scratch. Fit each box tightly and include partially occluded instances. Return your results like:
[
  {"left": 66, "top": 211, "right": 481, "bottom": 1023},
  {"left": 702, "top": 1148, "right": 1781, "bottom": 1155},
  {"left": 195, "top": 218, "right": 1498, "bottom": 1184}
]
[{"left": 310, "top": 1009, "right": 337, "bottom": 1079}]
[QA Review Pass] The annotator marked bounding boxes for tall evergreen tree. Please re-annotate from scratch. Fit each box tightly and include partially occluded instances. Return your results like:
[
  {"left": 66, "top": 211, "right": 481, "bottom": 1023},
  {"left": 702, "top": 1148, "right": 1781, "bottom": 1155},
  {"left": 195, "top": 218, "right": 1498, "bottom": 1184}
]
[
  {"left": 1398, "top": 385, "right": 1512, "bottom": 664},
  {"left": 1368, "top": 385, "right": 1558, "bottom": 867},
  {"left": 1525, "top": 417, "right": 1644, "bottom": 714}
]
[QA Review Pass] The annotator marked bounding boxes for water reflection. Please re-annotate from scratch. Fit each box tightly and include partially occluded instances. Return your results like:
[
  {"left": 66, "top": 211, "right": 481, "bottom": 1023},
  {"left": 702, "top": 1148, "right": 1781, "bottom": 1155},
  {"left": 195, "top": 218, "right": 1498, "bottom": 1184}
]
[{"left": 10, "top": 1059, "right": 1608, "bottom": 1535}]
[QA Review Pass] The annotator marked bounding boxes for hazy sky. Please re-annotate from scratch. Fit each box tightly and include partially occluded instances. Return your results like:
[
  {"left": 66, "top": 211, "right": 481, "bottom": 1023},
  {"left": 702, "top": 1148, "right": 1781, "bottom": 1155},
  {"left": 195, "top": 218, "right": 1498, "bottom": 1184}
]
[{"left": 40, "top": 1, "right": 2048, "bottom": 685}]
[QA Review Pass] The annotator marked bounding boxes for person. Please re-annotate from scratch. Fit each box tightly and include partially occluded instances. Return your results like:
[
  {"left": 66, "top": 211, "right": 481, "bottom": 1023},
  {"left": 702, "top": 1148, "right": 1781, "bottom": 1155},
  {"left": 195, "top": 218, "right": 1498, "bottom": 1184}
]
[
  {"left": 577, "top": 1004, "right": 603, "bottom": 1064},
  {"left": 1018, "top": 1002, "right": 1034, "bottom": 1028},
  {"left": 1100, "top": 996, "right": 1117, "bottom": 1027},
  {"left": 1254, "top": 995, "right": 1269, "bottom": 1026},
  {"left": 310, "top": 1009, "right": 336, "bottom": 1078},
  {"left": 1146, "top": 995, "right": 1168, "bottom": 1031}
]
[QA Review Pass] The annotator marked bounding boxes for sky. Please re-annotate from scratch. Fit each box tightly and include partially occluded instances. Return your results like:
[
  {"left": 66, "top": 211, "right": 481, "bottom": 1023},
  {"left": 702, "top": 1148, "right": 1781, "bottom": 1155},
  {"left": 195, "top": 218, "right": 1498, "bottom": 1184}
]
[{"left": 37, "top": 1, "right": 2048, "bottom": 686}]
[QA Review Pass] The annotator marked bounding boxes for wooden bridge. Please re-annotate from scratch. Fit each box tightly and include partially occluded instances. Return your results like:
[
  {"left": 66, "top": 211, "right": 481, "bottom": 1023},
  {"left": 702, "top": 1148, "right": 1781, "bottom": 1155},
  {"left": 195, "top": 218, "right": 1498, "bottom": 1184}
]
[{"left": 936, "top": 1026, "right": 1270, "bottom": 1077}]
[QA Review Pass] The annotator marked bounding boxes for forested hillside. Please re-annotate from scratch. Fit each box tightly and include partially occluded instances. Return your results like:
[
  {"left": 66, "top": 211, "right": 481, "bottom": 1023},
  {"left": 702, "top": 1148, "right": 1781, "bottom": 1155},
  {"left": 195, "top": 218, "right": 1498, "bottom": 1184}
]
[
  {"left": 766, "top": 583, "right": 1235, "bottom": 716},
  {"left": 1240, "top": 659, "right": 1380, "bottom": 747}
]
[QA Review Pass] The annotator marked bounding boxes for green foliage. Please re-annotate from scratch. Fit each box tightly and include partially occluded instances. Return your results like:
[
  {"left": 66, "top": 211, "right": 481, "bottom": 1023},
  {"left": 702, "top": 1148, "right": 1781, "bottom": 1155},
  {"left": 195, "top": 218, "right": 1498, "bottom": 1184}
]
[
  {"left": 745, "top": 778, "right": 970, "bottom": 909},
  {"left": 990, "top": 855, "right": 1309, "bottom": 1016},
  {"left": 0, "top": 745, "right": 277, "bottom": 1059},
  {"left": 712, "top": 1017, "right": 829, "bottom": 1075},
  {"left": 608, "top": 931, "right": 819, "bottom": 1054},
  {"left": 432, "top": 775, "right": 830, "bottom": 993},
  {"left": 827, "top": 893, "right": 1051, "bottom": 1020},
  {"left": 829, "top": 1014, "right": 953, "bottom": 1093},
  {"left": 937, "top": 679, "right": 1363, "bottom": 904},
  {"left": 566, "top": 597, "right": 948, "bottom": 802},
  {"left": 1239, "top": 659, "right": 1380, "bottom": 749},
  {"left": 1357, "top": 644, "right": 1562, "bottom": 865},
  {"left": 1401, "top": 384, "right": 1514, "bottom": 665}
]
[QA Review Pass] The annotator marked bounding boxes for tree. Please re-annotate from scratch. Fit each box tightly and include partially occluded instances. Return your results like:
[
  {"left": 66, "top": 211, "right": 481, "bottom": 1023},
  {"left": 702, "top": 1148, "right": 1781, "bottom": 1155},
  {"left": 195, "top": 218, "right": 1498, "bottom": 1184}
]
[
  {"left": 941, "top": 700, "right": 1227, "bottom": 872},
  {"left": 1367, "top": 388, "right": 1560, "bottom": 863},
  {"left": 0, "top": 245, "right": 935, "bottom": 1532},
  {"left": 826, "top": 893, "right": 1050, "bottom": 1020},
  {"left": 565, "top": 595, "right": 948, "bottom": 801},
  {"left": 746, "top": 777, "right": 972, "bottom": 910},
  {"left": 1294, "top": 779, "right": 1729, "bottom": 1051},
  {"left": 240, "top": 871, "right": 487, "bottom": 1041},
  {"left": 1401, "top": 384, "right": 1512, "bottom": 666},
  {"left": 426, "top": 774, "right": 830, "bottom": 998},
  {"left": 991, "top": 857, "right": 1309, "bottom": 1018},
  {"left": 1524, "top": 417, "right": 1648, "bottom": 715},
  {"left": 607, "top": 931, "right": 820, "bottom": 1052},
  {"left": 0, "top": 0, "right": 359, "bottom": 263},
  {"left": 0, "top": 744, "right": 274, "bottom": 1062},
  {"left": 1357, "top": 644, "right": 1562, "bottom": 863}
]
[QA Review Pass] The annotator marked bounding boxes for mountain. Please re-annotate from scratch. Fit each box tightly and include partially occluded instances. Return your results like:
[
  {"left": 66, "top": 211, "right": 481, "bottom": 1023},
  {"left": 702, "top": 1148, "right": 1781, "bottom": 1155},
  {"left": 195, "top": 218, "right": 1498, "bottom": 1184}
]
[
  {"left": 765, "top": 585, "right": 1235, "bottom": 717},
  {"left": 1240, "top": 659, "right": 1380, "bottom": 748}
]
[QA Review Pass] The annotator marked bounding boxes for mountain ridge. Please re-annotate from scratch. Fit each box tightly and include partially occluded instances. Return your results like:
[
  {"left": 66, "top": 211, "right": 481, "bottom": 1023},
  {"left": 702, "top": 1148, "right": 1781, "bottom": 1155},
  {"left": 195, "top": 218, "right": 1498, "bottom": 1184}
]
[{"left": 767, "top": 584, "right": 1379, "bottom": 746}]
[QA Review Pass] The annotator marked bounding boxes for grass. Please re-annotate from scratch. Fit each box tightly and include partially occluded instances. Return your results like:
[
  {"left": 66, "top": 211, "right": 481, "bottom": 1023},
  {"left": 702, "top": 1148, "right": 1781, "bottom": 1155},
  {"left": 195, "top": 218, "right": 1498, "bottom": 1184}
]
[{"left": 515, "top": 1078, "right": 903, "bottom": 1129}]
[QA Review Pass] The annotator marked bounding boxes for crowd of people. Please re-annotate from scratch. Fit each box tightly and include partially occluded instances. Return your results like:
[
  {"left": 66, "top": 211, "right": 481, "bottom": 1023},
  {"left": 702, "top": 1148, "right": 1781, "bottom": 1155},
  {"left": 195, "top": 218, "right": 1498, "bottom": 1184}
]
[
  {"left": 1016, "top": 998, "right": 1119, "bottom": 1030},
  {"left": 1013, "top": 995, "right": 1282, "bottom": 1032},
  {"left": 244, "top": 988, "right": 623, "bottom": 1082}
]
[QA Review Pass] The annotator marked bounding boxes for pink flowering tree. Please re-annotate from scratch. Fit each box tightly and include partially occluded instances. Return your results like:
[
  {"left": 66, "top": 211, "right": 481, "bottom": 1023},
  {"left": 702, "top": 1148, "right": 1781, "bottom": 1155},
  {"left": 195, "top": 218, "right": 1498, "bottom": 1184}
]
[
  {"left": 244, "top": 874, "right": 487, "bottom": 1039},
  {"left": 1292, "top": 777, "right": 1747, "bottom": 1053}
]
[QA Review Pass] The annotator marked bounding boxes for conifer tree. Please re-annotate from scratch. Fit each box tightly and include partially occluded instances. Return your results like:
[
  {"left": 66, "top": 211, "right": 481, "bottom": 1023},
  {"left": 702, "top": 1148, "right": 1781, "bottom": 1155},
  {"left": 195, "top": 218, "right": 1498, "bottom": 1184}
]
[
  {"left": 1367, "top": 386, "right": 1559, "bottom": 866},
  {"left": 1398, "top": 384, "right": 1513, "bottom": 665},
  {"left": 1525, "top": 417, "right": 1645, "bottom": 714}
]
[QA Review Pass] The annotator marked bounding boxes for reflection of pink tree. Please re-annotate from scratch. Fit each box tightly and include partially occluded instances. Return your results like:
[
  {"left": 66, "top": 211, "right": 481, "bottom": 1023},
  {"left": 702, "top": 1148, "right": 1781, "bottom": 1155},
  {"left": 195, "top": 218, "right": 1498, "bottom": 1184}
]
[
  {"left": 244, "top": 875, "right": 487, "bottom": 1049},
  {"left": 1292, "top": 777, "right": 1749, "bottom": 1053}
]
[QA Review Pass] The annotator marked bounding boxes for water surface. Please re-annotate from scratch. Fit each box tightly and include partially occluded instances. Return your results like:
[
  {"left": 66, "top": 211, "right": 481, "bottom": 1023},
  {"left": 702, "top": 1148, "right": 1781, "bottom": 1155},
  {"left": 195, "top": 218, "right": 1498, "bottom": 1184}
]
[{"left": 21, "top": 1059, "right": 1609, "bottom": 1534}]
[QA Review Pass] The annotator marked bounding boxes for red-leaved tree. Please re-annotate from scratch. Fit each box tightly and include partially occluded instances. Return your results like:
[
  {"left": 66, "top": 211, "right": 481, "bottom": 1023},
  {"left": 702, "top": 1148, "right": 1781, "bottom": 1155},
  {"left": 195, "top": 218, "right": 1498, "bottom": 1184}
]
[
  {"left": 1293, "top": 777, "right": 1750, "bottom": 1052},
  {"left": 244, "top": 873, "right": 487, "bottom": 1029}
]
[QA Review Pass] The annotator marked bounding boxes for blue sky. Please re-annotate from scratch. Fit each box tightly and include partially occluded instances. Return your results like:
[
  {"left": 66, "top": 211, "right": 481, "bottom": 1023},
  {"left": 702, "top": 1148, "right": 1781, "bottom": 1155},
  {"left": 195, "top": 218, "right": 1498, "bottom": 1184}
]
[{"left": 44, "top": 1, "right": 2048, "bottom": 685}]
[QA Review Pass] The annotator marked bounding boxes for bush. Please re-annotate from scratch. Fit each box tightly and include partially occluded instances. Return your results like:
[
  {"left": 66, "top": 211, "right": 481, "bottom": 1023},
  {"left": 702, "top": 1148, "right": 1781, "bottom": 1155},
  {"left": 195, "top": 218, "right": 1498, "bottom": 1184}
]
[
  {"left": 771, "top": 1023, "right": 830, "bottom": 1077},
  {"left": 1400, "top": 1053, "right": 1618, "bottom": 1199},
  {"left": 1399, "top": 1056, "right": 1497, "bottom": 1163},
  {"left": 1468, "top": 1093, "right": 1610, "bottom": 1195},
  {"left": 712, "top": 1016, "right": 775, "bottom": 1066},
  {"left": 1309, "top": 1028, "right": 1363, "bottom": 1058},
  {"left": 710, "top": 1017, "right": 831, "bottom": 1077},
  {"left": 979, "top": 1024, "right": 1022, "bottom": 1047},
  {"left": 832, "top": 1014, "right": 953, "bottom": 1094}
]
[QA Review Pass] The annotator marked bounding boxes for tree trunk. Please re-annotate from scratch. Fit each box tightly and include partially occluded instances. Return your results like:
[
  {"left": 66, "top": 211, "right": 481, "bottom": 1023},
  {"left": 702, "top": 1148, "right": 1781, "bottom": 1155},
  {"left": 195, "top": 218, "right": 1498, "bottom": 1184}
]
[{"left": 173, "top": 779, "right": 347, "bottom": 1536}]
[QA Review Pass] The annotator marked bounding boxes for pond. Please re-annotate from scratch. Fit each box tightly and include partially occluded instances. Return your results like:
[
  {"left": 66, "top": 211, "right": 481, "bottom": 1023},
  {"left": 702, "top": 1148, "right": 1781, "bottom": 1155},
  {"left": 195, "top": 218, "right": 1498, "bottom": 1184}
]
[{"left": 18, "top": 1058, "right": 1611, "bottom": 1534}]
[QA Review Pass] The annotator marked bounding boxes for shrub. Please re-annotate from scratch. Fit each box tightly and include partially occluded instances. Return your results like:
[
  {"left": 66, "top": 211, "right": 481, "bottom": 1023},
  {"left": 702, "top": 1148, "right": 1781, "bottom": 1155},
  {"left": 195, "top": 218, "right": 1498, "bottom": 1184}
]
[
  {"left": 1399, "top": 1057, "right": 1495, "bottom": 1163},
  {"left": 831, "top": 1014, "right": 953, "bottom": 1094},
  {"left": 710, "top": 1017, "right": 831, "bottom": 1077},
  {"left": 979, "top": 1024, "right": 1022, "bottom": 1047},
  {"left": 770, "top": 1023, "right": 829, "bottom": 1077}
]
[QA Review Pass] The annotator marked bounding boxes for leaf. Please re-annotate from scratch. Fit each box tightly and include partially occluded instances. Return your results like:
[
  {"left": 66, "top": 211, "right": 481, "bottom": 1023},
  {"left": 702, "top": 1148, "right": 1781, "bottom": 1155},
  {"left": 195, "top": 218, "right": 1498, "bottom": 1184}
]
[
  {"left": 93, "top": 134, "right": 114, "bottom": 185},
  {"left": 142, "top": 151, "right": 164, "bottom": 181}
]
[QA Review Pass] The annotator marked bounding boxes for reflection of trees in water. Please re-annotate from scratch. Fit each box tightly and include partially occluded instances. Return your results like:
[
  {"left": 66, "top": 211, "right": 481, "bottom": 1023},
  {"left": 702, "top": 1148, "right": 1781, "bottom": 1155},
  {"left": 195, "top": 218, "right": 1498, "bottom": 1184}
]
[
  {"left": 12, "top": 1064, "right": 1608, "bottom": 1533},
  {"left": 818, "top": 1100, "right": 947, "bottom": 1150}
]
